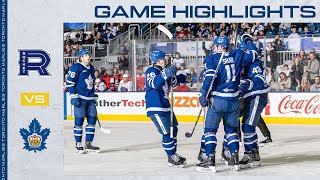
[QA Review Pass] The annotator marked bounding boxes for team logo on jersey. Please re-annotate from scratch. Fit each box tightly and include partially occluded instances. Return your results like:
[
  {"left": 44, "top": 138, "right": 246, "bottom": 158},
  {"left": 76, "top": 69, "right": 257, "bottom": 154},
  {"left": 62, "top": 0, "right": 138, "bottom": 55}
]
[
  {"left": 18, "top": 49, "right": 51, "bottom": 76},
  {"left": 85, "top": 74, "right": 94, "bottom": 90},
  {"left": 19, "top": 118, "right": 51, "bottom": 153}
]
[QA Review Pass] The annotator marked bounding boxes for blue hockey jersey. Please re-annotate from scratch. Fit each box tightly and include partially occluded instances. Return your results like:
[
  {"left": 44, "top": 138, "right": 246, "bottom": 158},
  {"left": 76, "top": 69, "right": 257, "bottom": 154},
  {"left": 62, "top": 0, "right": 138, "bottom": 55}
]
[
  {"left": 145, "top": 66, "right": 171, "bottom": 116},
  {"left": 66, "top": 63, "right": 95, "bottom": 101},
  {"left": 201, "top": 49, "right": 258, "bottom": 100},
  {"left": 242, "top": 60, "right": 270, "bottom": 99}
]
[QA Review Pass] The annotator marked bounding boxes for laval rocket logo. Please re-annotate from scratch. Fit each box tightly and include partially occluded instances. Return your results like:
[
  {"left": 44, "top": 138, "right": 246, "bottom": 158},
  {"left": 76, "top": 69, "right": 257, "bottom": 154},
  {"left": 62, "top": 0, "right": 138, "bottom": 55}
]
[
  {"left": 19, "top": 118, "right": 51, "bottom": 153},
  {"left": 18, "top": 50, "right": 51, "bottom": 76}
]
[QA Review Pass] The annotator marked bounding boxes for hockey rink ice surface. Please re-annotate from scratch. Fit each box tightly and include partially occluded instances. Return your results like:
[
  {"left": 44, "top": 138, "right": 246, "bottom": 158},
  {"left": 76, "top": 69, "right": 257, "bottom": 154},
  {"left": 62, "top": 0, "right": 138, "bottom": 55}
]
[{"left": 64, "top": 121, "right": 320, "bottom": 176}]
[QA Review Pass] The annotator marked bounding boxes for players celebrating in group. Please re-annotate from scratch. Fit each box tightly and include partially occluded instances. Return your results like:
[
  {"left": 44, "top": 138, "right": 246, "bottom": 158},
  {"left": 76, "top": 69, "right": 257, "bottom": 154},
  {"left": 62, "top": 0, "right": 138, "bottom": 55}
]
[{"left": 144, "top": 33, "right": 269, "bottom": 171}]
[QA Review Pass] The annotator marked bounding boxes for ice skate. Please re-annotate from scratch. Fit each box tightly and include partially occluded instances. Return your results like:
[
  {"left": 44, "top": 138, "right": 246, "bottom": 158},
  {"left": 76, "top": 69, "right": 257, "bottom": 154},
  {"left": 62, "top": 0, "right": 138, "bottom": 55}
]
[
  {"left": 75, "top": 142, "right": 85, "bottom": 154},
  {"left": 259, "top": 136, "right": 272, "bottom": 147},
  {"left": 168, "top": 153, "right": 186, "bottom": 168},
  {"left": 196, "top": 154, "right": 216, "bottom": 173},
  {"left": 239, "top": 149, "right": 261, "bottom": 168},
  {"left": 197, "top": 150, "right": 207, "bottom": 163},
  {"left": 85, "top": 141, "right": 100, "bottom": 153},
  {"left": 228, "top": 152, "right": 240, "bottom": 171},
  {"left": 221, "top": 148, "right": 231, "bottom": 166}
]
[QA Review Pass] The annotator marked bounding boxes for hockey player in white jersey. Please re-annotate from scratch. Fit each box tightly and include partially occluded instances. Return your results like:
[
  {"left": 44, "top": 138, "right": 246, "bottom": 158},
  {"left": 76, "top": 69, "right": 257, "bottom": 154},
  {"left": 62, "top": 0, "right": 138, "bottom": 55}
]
[
  {"left": 145, "top": 50, "right": 187, "bottom": 167},
  {"left": 66, "top": 49, "right": 100, "bottom": 154},
  {"left": 197, "top": 36, "right": 257, "bottom": 172}
]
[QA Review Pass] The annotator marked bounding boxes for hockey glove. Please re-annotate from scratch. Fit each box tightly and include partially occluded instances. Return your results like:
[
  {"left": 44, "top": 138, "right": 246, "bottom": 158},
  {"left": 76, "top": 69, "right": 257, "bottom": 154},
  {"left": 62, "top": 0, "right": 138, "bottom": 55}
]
[
  {"left": 162, "top": 66, "right": 177, "bottom": 80},
  {"left": 239, "top": 79, "right": 254, "bottom": 93},
  {"left": 70, "top": 94, "right": 81, "bottom": 107},
  {"left": 199, "top": 95, "right": 209, "bottom": 107}
]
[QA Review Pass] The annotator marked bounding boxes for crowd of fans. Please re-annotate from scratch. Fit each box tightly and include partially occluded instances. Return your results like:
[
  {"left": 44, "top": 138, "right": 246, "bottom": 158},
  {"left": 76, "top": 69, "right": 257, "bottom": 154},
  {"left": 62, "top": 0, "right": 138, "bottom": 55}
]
[{"left": 64, "top": 23, "right": 320, "bottom": 92}]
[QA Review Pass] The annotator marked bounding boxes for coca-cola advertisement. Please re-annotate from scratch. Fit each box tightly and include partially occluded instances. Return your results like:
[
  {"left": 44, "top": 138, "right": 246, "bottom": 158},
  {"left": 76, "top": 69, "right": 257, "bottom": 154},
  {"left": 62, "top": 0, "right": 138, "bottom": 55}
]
[{"left": 263, "top": 93, "right": 320, "bottom": 118}]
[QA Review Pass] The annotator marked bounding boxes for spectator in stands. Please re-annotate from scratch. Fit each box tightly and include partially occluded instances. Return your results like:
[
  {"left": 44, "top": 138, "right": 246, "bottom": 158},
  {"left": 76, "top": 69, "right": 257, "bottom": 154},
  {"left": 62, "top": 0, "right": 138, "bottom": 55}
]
[
  {"left": 279, "top": 23, "right": 291, "bottom": 35},
  {"left": 94, "top": 70, "right": 101, "bottom": 79},
  {"left": 196, "top": 23, "right": 208, "bottom": 38},
  {"left": 207, "top": 26, "right": 216, "bottom": 40},
  {"left": 122, "top": 43, "right": 129, "bottom": 55},
  {"left": 118, "top": 74, "right": 132, "bottom": 92},
  {"left": 136, "top": 66, "right": 146, "bottom": 91},
  {"left": 298, "top": 50, "right": 308, "bottom": 66},
  {"left": 85, "top": 33, "right": 94, "bottom": 44},
  {"left": 290, "top": 57, "right": 304, "bottom": 91},
  {"left": 253, "top": 35, "right": 263, "bottom": 56},
  {"left": 243, "top": 27, "right": 251, "bottom": 35},
  {"left": 266, "top": 42, "right": 278, "bottom": 73},
  {"left": 176, "top": 26, "right": 187, "bottom": 39},
  {"left": 94, "top": 32, "right": 107, "bottom": 45},
  {"left": 278, "top": 72, "right": 291, "bottom": 91},
  {"left": 280, "top": 64, "right": 291, "bottom": 77},
  {"left": 265, "top": 23, "right": 277, "bottom": 37},
  {"left": 109, "top": 23, "right": 118, "bottom": 36},
  {"left": 176, "top": 63, "right": 191, "bottom": 83},
  {"left": 173, "top": 52, "right": 185, "bottom": 68},
  {"left": 265, "top": 68, "right": 272, "bottom": 85},
  {"left": 310, "top": 76, "right": 320, "bottom": 91},
  {"left": 118, "top": 53, "right": 129, "bottom": 71},
  {"left": 104, "top": 67, "right": 122, "bottom": 92},
  {"left": 64, "top": 35, "right": 74, "bottom": 45},
  {"left": 298, "top": 77, "right": 311, "bottom": 92},
  {"left": 174, "top": 83, "right": 190, "bottom": 92},
  {"left": 186, "top": 26, "right": 195, "bottom": 38},
  {"left": 64, "top": 44, "right": 72, "bottom": 57},
  {"left": 104, "top": 28, "right": 115, "bottom": 43},
  {"left": 288, "top": 25, "right": 300, "bottom": 38},
  {"left": 251, "top": 23, "right": 264, "bottom": 36},
  {"left": 257, "top": 29, "right": 265, "bottom": 37},
  {"left": 71, "top": 43, "right": 80, "bottom": 57},
  {"left": 274, "top": 39, "right": 286, "bottom": 51},
  {"left": 117, "top": 23, "right": 128, "bottom": 34},
  {"left": 301, "top": 26, "right": 313, "bottom": 37},
  {"left": 304, "top": 52, "right": 320, "bottom": 84},
  {"left": 95, "top": 78, "right": 107, "bottom": 92},
  {"left": 75, "top": 29, "right": 88, "bottom": 45},
  {"left": 309, "top": 48, "right": 319, "bottom": 59},
  {"left": 273, "top": 34, "right": 280, "bottom": 45}
]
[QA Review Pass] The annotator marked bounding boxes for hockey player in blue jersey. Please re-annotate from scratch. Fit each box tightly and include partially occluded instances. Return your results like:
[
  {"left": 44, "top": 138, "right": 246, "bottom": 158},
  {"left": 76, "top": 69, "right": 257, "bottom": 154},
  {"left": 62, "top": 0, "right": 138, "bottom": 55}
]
[
  {"left": 196, "top": 36, "right": 257, "bottom": 172},
  {"left": 66, "top": 49, "right": 100, "bottom": 154},
  {"left": 238, "top": 35, "right": 269, "bottom": 168},
  {"left": 145, "top": 50, "right": 187, "bottom": 167}
]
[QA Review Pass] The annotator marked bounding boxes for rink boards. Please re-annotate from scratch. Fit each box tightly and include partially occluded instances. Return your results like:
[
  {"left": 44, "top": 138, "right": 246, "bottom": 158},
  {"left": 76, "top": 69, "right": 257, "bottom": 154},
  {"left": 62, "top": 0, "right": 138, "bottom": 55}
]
[{"left": 64, "top": 92, "right": 320, "bottom": 124}]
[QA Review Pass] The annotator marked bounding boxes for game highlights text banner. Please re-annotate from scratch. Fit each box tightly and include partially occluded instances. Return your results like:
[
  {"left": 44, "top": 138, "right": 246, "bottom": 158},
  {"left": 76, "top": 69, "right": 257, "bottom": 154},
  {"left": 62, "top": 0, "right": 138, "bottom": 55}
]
[{"left": 75, "top": 0, "right": 320, "bottom": 22}]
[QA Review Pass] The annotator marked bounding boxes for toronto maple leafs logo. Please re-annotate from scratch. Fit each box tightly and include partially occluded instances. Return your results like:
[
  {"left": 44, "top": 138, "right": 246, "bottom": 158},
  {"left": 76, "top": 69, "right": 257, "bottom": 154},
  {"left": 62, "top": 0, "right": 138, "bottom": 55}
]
[
  {"left": 19, "top": 118, "right": 50, "bottom": 153},
  {"left": 85, "top": 74, "right": 93, "bottom": 90}
]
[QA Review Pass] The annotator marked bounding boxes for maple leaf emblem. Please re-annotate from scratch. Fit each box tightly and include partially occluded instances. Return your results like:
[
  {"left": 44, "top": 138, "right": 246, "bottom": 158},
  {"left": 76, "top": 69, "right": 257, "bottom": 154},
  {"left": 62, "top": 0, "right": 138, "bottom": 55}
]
[
  {"left": 85, "top": 74, "right": 93, "bottom": 90},
  {"left": 19, "top": 118, "right": 51, "bottom": 153}
]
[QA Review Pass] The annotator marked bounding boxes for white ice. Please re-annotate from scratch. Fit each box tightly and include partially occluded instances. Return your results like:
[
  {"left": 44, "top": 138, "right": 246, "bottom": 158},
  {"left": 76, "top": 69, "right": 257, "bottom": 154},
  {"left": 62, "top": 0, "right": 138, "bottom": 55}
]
[{"left": 64, "top": 121, "right": 320, "bottom": 176}]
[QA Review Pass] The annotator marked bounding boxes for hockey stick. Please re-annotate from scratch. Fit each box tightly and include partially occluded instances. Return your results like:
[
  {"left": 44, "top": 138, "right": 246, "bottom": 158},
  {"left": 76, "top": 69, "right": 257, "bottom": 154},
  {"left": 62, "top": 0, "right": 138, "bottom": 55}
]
[
  {"left": 185, "top": 109, "right": 202, "bottom": 138},
  {"left": 184, "top": 51, "right": 225, "bottom": 138},
  {"left": 97, "top": 116, "right": 111, "bottom": 134},
  {"left": 157, "top": 24, "right": 175, "bottom": 138}
]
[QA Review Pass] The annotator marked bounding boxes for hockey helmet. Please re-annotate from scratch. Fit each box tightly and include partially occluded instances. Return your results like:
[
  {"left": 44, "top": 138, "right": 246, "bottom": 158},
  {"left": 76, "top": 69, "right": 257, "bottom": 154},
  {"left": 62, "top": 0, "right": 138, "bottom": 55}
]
[
  {"left": 149, "top": 51, "right": 165, "bottom": 64},
  {"left": 77, "top": 49, "right": 91, "bottom": 57},
  {"left": 214, "top": 36, "right": 230, "bottom": 49}
]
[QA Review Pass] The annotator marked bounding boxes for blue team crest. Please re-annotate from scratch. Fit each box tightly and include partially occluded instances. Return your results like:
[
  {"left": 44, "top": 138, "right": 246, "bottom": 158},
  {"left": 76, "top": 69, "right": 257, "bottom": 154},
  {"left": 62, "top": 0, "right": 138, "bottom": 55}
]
[{"left": 19, "top": 118, "right": 51, "bottom": 153}]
